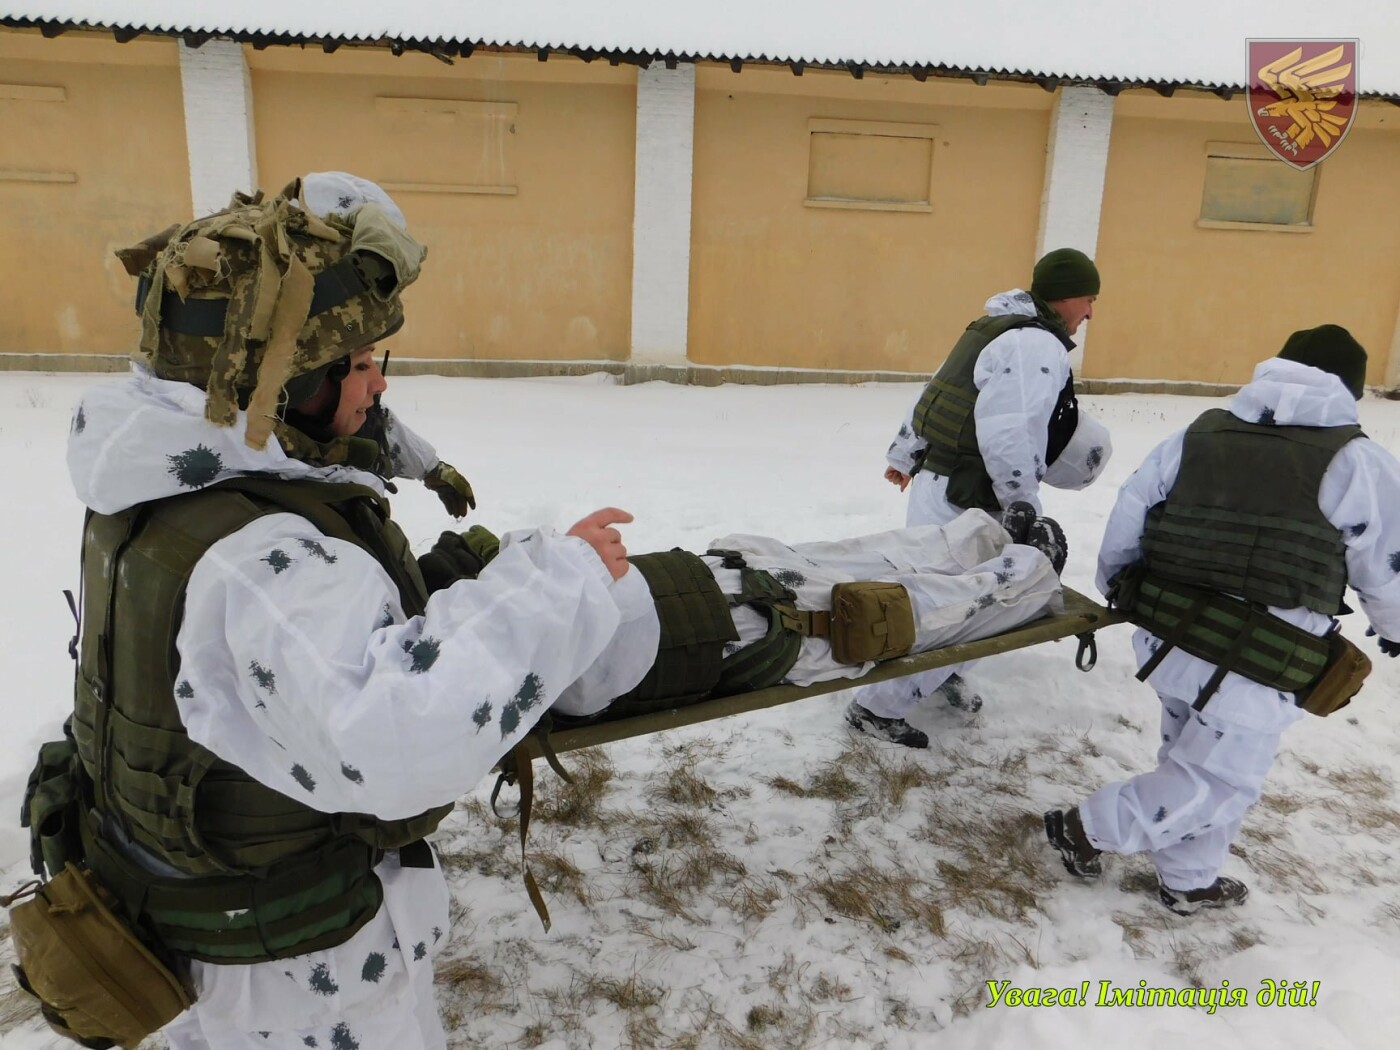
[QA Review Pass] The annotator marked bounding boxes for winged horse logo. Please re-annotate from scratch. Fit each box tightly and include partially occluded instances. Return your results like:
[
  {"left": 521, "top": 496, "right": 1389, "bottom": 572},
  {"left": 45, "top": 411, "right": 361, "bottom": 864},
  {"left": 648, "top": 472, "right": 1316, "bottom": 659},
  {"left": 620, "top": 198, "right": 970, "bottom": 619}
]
[{"left": 1248, "top": 41, "right": 1358, "bottom": 170}]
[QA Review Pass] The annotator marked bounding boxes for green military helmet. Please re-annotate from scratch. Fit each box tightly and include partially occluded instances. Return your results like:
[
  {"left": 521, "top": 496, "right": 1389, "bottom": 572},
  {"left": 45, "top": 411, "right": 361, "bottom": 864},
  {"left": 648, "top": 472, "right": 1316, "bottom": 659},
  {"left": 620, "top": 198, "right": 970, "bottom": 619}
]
[{"left": 119, "top": 182, "right": 426, "bottom": 449}]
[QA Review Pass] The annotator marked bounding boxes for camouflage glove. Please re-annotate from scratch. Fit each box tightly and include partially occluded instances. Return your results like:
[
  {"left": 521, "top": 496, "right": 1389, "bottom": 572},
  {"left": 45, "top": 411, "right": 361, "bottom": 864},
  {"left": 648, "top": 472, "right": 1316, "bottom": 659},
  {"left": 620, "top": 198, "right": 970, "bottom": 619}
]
[
  {"left": 460, "top": 523, "right": 500, "bottom": 565},
  {"left": 417, "top": 526, "right": 501, "bottom": 594},
  {"left": 423, "top": 460, "right": 476, "bottom": 518}
]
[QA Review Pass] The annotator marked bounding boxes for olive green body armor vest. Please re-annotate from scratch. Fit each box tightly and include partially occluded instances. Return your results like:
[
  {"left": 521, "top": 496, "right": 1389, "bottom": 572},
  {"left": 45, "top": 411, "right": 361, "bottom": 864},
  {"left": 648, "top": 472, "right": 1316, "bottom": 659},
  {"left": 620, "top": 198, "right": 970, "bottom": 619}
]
[
  {"left": 553, "top": 549, "right": 808, "bottom": 727},
  {"left": 911, "top": 310, "right": 1077, "bottom": 513},
  {"left": 1143, "top": 409, "right": 1361, "bottom": 614},
  {"left": 74, "top": 476, "right": 453, "bottom": 963}
]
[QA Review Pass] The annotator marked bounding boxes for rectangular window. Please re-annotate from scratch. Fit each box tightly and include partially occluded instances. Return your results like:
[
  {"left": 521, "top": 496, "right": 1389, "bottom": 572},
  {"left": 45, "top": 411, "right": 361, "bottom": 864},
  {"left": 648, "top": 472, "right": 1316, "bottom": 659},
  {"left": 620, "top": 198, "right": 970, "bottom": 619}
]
[
  {"left": 1198, "top": 141, "right": 1318, "bottom": 231},
  {"left": 374, "top": 97, "right": 518, "bottom": 196},
  {"left": 806, "top": 118, "right": 938, "bottom": 213}
]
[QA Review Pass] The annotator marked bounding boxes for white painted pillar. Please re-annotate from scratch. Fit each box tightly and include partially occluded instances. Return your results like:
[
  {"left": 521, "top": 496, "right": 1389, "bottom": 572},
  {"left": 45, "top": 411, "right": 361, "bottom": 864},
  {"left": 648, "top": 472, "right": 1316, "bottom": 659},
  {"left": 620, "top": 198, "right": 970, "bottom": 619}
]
[
  {"left": 178, "top": 38, "right": 258, "bottom": 218},
  {"left": 1036, "top": 85, "right": 1115, "bottom": 368},
  {"left": 630, "top": 64, "right": 696, "bottom": 365}
]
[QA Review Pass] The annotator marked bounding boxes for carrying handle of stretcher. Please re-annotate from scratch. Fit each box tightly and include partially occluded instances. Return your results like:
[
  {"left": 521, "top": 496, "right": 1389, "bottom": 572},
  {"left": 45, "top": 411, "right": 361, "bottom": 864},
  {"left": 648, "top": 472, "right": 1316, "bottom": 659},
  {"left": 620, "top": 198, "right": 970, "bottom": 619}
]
[{"left": 1074, "top": 631, "right": 1098, "bottom": 671}]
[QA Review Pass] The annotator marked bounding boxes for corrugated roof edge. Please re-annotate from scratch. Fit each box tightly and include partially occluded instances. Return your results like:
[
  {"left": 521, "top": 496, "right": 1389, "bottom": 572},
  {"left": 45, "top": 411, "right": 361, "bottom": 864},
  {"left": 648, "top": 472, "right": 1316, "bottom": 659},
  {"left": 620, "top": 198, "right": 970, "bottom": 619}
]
[{"left": 6, "top": 16, "right": 1400, "bottom": 103}]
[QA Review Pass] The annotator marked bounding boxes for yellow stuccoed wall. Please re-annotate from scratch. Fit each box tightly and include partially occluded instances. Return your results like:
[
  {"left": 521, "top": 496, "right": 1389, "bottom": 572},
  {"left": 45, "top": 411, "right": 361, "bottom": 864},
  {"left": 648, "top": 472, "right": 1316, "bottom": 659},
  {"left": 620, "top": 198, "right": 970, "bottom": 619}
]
[
  {"left": 1092, "top": 91, "right": 1400, "bottom": 388},
  {"left": 249, "top": 47, "right": 637, "bottom": 364},
  {"left": 0, "top": 30, "right": 190, "bottom": 358},
  {"left": 689, "top": 67, "right": 1053, "bottom": 372},
  {"left": 3, "top": 27, "right": 1399, "bottom": 387}
]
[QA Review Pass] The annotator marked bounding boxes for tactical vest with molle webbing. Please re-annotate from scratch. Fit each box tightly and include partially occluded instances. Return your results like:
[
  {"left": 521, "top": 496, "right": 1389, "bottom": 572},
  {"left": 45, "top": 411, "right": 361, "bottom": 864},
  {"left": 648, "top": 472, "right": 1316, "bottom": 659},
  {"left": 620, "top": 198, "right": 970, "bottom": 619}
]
[
  {"left": 910, "top": 308, "right": 1079, "bottom": 513},
  {"left": 553, "top": 549, "right": 831, "bottom": 726},
  {"left": 1115, "top": 409, "right": 1364, "bottom": 708},
  {"left": 72, "top": 476, "right": 453, "bottom": 964}
]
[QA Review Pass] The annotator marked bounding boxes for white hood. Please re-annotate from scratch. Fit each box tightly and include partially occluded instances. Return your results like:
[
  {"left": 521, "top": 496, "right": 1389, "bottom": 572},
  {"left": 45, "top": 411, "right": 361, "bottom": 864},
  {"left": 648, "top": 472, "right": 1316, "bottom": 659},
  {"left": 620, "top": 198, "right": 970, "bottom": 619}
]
[
  {"left": 1229, "top": 357, "right": 1360, "bottom": 429},
  {"left": 67, "top": 365, "right": 385, "bottom": 516},
  {"left": 983, "top": 289, "right": 1038, "bottom": 319}
]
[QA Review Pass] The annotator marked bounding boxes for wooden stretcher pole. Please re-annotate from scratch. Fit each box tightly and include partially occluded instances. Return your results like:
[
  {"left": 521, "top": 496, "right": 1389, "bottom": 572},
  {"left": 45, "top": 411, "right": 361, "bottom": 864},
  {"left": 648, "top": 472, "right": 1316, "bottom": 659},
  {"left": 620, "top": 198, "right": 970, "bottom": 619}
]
[{"left": 512, "top": 588, "right": 1127, "bottom": 761}]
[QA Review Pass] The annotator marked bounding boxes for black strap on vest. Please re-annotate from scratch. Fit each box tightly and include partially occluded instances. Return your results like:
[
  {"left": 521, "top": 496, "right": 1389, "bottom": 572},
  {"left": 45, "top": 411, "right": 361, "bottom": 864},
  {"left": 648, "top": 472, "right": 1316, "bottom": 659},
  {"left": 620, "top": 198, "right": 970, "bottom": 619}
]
[
  {"left": 708, "top": 550, "right": 813, "bottom": 695},
  {"left": 1045, "top": 373, "right": 1079, "bottom": 467}
]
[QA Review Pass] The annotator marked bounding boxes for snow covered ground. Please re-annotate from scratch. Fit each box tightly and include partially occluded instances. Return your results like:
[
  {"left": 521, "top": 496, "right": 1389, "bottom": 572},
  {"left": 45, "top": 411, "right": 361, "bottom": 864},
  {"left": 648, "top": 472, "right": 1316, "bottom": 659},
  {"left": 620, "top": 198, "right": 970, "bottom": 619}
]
[{"left": 3, "top": 370, "right": 1400, "bottom": 1049}]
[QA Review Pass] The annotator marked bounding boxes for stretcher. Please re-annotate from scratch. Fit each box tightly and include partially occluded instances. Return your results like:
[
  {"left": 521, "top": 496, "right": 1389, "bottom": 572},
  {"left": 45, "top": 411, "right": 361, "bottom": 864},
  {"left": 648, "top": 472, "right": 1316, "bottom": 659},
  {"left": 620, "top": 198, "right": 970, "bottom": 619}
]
[
  {"left": 522, "top": 586, "right": 1126, "bottom": 760},
  {"left": 494, "top": 586, "right": 1126, "bottom": 927}
]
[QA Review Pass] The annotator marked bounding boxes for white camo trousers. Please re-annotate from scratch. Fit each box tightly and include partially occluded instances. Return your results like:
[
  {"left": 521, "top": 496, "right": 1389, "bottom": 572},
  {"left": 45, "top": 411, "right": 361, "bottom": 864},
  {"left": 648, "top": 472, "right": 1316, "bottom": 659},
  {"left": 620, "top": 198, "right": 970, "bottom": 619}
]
[{"left": 1078, "top": 639, "right": 1305, "bottom": 891}]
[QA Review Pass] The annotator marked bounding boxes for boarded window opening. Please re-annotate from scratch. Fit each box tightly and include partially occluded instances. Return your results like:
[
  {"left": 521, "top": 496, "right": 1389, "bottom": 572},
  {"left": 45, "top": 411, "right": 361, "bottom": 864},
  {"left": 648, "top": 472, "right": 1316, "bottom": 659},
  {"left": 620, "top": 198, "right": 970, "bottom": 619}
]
[
  {"left": 374, "top": 97, "right": 518, "bottom": 196},
  {"left": 806, "top": 118, "right": 938, "bottom": 213},
  {"left": 1199, "top": 141, "right": 1318, "bottom": 230}
]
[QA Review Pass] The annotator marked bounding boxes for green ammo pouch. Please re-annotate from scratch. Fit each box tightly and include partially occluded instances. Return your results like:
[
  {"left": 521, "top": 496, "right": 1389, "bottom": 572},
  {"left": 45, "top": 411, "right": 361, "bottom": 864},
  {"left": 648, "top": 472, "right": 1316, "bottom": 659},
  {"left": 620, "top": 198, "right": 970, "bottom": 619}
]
[
  {"left": 6, "top": 864, "right": 195, "bottom": 1050},
  {"left": 830, "top": 582, "right": 915, "bottom": 664},
  {"left": 22, "top": 731, "right": 86, "bottom": 881}
]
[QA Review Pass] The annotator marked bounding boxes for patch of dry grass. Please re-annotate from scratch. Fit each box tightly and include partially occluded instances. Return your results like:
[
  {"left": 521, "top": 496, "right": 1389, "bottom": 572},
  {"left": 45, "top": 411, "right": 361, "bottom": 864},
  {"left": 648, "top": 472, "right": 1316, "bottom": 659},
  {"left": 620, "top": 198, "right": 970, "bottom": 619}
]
[
  {"left": 1229, "top": 925, "right": 1265, "bottom": 953},
  {"left": 1236, "top": 840, "right": 1328, "bottom": 894},
  {"left": 1319, "top": 793, "right": 1400, "bottom": 838},
  {"left": 1258, "top": 790, "right": 1310, "bottom": 816},
  {"left": 531, "top": 748, "right": 616, "bottom": 827},
  {"left": 802, "top": 856, "right": 946, "bottom": 937},
  {"left": 721, "top": 876, "right": 785, "bottom": 922},
  {"left": 765, "top": 774, "right": 807, "bottom": 797},
  {"left": 577, "top": 972, "right": 666, "bottom": 1011},
  {"left": 656, "top": 761, "right": 720, "bottom": 808},
  {"left": 808, "top": 971, "right": 854, "bottom": 1002},
  {"left": 528, "top": 848, "right": 592, "bottom": 907},
  {"left": 629, "top": 919, "right": 698, "bottom": 953},
  {"left": 1322, "top": 763, "right": 1393, "bottom": 796},
  {"left": 915, "top": 805, "right": 1054, "bottom": 921},
  {"left": 434, "top": 952, "right": 510, "bottom": 1019},
  {"left": 632, "top": 839, "right": 749, "bottom": 920},
  {"left": 1379, "top": 900, "right": 1400, "bottom": 928},
  {"left": 805, "top": 765, "right": 864, "bottom": 802},
  {"left": 0, "top": 983, "right": 40, "bottom": 1039}
]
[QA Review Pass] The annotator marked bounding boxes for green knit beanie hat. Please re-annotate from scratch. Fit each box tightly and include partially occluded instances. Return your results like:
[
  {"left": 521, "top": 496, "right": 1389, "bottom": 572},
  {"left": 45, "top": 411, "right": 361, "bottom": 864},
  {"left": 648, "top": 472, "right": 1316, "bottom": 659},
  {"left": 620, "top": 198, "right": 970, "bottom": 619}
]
[
  {"left": 1031, "top": 248, "right": 1101, "bottom": 301},
  {"left": 1277, "top": 324, "right": 1368, "bottom": 399}
]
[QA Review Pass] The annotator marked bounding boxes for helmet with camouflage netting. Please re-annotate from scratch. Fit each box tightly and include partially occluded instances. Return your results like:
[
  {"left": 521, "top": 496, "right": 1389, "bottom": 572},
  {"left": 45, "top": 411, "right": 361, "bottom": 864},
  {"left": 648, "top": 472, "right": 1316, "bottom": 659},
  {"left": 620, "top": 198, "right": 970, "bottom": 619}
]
[{"left": 115, "top": 179, "right": 426, "bottom": 449}]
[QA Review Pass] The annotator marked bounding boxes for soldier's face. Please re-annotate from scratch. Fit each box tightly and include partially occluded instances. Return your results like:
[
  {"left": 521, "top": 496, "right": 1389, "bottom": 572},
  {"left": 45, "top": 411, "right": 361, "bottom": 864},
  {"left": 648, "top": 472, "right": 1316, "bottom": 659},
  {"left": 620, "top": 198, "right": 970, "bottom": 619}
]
[
  {"left": 329, "top": 346, "right": 388, "bottom": 437},
  {"left": 1051, "top": 295, "right": 1096, "bottom": 335}
]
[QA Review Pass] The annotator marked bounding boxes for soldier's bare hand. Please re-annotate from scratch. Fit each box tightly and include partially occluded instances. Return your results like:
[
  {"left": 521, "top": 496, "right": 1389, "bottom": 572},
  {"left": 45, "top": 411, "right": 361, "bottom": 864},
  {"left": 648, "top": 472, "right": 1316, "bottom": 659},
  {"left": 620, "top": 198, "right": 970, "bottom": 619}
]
[
  {"left": 567, "top": 508, "right": 634, "bottom": 580},
  {"left": 884, "top": 467, "right": 911, "bottom": 492}
]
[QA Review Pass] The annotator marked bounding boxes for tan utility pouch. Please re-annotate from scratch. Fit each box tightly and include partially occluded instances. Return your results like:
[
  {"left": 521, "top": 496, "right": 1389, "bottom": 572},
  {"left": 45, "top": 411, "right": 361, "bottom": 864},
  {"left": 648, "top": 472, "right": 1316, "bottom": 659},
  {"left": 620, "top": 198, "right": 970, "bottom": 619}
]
[
  {"left": 7, "top": 864, "right": 194, "bottom": 1049},
  {"left": 830, "top": 582, "right": 916, "bottom": 663},
  {"left": 1295, "top": 631, "right": 1372, "bottom": 717}
]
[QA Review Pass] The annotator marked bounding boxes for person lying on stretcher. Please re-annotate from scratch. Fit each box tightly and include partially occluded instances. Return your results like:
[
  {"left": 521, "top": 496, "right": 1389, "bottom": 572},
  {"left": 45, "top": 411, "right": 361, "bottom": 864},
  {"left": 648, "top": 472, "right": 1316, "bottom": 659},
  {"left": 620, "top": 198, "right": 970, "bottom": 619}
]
[{"left": 418, "top": 501, "right": 1069, "bottom": 726}]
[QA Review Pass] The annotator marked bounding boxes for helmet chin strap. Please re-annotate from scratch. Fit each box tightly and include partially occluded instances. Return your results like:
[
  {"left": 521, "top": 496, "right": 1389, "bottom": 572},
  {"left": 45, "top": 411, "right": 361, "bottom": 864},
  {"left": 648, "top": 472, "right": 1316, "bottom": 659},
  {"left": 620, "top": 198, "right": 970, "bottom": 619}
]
[{"left": 284, "top": 355, "right": 352, "bottom": 442}]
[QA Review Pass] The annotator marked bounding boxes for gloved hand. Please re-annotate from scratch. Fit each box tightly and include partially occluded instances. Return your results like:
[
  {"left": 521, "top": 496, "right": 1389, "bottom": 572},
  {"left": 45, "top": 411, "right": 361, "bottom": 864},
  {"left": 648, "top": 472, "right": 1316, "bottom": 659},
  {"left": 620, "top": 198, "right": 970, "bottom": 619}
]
[
  {"left": 422, "top": 460, "right": 476, "bottom": 518},
  {"left": 1365, "top": 626, "right": 1400, "bottom": 657},
  {"left": 417, "top": 526, "right": 500, "bottom": 593}
]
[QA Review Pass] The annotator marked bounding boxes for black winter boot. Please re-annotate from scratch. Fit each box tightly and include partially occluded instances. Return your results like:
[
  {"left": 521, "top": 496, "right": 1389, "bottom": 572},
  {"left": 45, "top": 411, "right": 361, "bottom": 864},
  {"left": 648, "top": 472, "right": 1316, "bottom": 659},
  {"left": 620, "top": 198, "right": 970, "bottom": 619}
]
[
  {"left": 1026, "top": 516, "right": 1068, "bottom": 574},
  {"left": 845, "top": 700, "right": 929, "bottom": 749},
  {"left": 1000, "top": 502, "right": 1068, "bottom": 574},
  {"left": 999, "top": 501, "right": 1039, "bottom": 545},
  {"left": 930, "top": 672, "right": 984, "bottom": 713},
  {"left": 1157, "top": 876, "right": 1249, "bottom": 915},
  {"left": 1044, "top": 806, "right": 1102, "bottom": 877}
]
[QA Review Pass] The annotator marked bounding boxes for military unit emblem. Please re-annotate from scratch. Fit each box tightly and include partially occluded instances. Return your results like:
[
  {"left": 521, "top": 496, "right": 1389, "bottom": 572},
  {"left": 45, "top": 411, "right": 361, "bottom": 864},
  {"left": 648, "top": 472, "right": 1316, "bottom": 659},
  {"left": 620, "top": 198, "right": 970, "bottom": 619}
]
[{"left": 1247, "top": 39, "right": 1358, "bottom": 170}]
